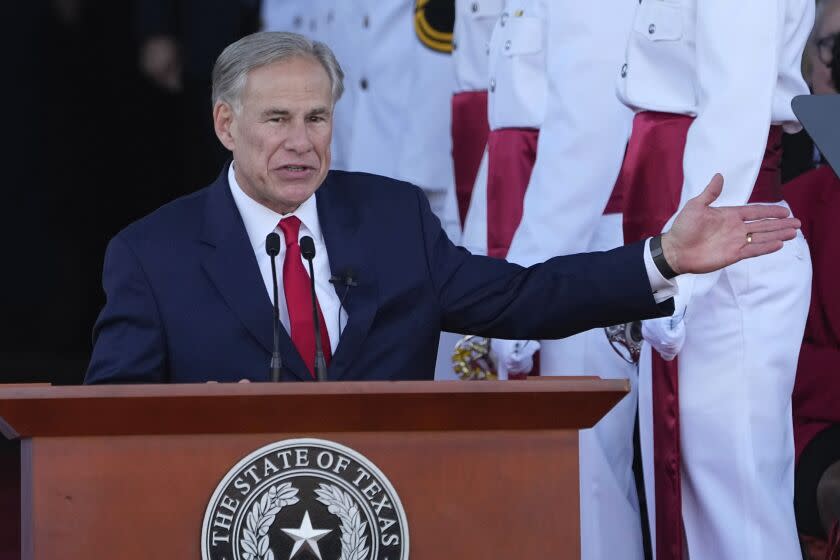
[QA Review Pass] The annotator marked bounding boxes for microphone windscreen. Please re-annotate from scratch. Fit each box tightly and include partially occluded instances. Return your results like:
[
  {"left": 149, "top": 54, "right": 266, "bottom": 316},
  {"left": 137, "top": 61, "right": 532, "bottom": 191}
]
[
  {"left": 265, "top": 232, "right": 281, "bottom": 257},
  {"left": 300, "top": 236, "right": 316, "bottom": 260}
]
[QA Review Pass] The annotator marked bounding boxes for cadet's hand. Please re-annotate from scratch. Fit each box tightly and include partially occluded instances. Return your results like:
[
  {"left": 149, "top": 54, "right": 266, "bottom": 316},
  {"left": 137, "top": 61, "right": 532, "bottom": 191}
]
[
  {"left": 492, "top": 339, "right": 540, "bottom": 379},
  {"left": 660, "top": 174, "right": 799, "bottom": 275},
  {"left": 641, "top": 316, "right": 685, "bottom": 361}
]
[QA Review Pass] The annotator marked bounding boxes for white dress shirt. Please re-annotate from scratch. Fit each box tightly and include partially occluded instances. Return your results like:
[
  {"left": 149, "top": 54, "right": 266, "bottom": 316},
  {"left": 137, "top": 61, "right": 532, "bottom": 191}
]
[{"left": 228, "top": 165, "right": 346, "bottom": 354}]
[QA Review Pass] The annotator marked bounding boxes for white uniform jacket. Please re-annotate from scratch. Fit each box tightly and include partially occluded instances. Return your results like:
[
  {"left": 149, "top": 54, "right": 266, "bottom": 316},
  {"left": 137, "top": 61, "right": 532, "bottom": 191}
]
[
  {"left": 328, "top": 1, "right": 455, "bottom": 196},
  {"left": 261, "top": 0, "right": 327, "bottom": 42},
  {"left": 487, "top": 0, "right": 637, "bottom": 268},
  {"left": 486, "top": 1, "right": 546, "bottom": 132},
  {"left": 454, "top": 0, "right": 505, "bottom": 94}
]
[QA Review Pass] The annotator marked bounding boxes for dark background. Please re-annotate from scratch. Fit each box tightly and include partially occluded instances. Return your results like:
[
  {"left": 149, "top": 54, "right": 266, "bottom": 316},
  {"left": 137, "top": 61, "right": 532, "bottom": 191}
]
[{"left": 2, "top": 1, "right": 257, "bottom": 385}]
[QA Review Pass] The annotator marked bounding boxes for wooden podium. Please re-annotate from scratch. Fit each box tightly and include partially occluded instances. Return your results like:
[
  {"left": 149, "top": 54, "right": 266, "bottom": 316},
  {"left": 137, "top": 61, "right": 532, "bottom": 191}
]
[{"left": 0, "top": 379, "right": 627, "bottom": 559}]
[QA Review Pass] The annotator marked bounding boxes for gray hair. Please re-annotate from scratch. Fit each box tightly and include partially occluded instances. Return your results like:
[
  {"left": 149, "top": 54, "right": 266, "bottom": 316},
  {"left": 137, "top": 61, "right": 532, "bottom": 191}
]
[{"left": 211, "top": 31, "right": 345, "bottom": 112}]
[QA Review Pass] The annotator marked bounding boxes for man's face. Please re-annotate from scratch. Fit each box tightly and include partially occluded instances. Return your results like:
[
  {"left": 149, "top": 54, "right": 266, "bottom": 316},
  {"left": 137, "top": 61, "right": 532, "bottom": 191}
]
[
  {"left": 214, "top": 56, "right": 333, "bottom": 214},
  {"left": 808, "top": 3, "right": 840, "bottom": 95}
]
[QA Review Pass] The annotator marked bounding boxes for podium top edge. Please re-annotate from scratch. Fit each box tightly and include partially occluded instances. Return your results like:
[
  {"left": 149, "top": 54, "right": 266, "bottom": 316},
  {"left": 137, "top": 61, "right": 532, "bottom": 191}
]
[
  {"left": 0, "top": 378, "right": 627, "bottom": 400},
  {"left": 0, "top": 378, "right": 629, "bottom": 439}
]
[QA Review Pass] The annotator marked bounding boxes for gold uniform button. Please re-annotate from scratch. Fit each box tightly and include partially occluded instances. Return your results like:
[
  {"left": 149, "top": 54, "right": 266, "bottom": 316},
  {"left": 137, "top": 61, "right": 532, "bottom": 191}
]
[
  {"left": 648, "top": 23, "right": 656, "bottom": 34},
  {"left": 504, "top": 39, "right": 511, "bottom": 51},
  {"left": 620, "top": 63, "right": 628, "bottom": 78},
  {"left": 489, "top": 78, "right": 496, "bottom": 92}
]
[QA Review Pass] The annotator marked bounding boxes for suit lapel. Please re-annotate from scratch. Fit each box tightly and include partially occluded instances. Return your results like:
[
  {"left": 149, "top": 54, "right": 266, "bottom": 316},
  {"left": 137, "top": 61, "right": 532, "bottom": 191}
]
[
  {"left": 317, "top": 173, "right": 379, "bottom": 380},
  {"left": 198, "top": 170, "right": 311, "bottom": 381}
]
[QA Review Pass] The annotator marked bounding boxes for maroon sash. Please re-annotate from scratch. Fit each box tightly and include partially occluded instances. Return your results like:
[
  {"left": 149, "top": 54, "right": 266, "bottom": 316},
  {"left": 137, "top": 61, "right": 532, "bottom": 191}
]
[
  {"left": 452, "top": 91, "right": 490, "bottom": 227},
  {"left": 615, "top": 111, "right": 783, "bottom": 560},
  {"left": 486, "top": 128, "right": 540, "bottom": 259}
]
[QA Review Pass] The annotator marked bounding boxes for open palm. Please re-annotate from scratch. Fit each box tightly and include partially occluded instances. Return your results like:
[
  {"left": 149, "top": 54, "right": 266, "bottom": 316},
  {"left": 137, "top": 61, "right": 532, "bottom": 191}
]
[{"left": 662, "top": 174, "right": 800, "bottom": 275}]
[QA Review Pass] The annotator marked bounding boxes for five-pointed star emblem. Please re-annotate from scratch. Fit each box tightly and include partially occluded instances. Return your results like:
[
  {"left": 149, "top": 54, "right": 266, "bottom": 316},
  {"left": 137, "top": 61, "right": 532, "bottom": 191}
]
[{"left": 281, "top": 510, "right": 333, "bottom": 559}]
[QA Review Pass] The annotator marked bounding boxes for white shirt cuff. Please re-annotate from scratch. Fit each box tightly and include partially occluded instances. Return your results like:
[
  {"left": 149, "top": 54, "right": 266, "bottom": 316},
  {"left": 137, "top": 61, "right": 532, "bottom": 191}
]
[{"left": 644, "top": 237, "right": 678, "bottom": 304}]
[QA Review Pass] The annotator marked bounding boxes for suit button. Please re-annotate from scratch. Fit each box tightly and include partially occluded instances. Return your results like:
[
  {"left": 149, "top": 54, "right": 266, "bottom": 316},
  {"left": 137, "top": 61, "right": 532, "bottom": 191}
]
[
  {"left": 489, "top": 78, "right": 496, "bottom": 92},
  {"left": 293, "top": 15, "right": 303, "bottom": 29},
  {"left": 500, "top": 12, "right": 508, "bottom": 26},
  {"left": 360, "top": 78, "right": 369, "bottom": 90},
  {"left": 504, "top": 39, "right": 511, "bottom": 51},
  {"left": 453, "top": 40, "right": 458, "bottom": 51},
  {"left": 363, "top": 15, "right": 370, "bottom": 28},
  {"left": 471, "top": 2, "right": 479, "bottom": 13},
  {"left": 648, "top": 23, "right": 656, "bottom": 34},
  {"left": 620, "top": 63, "right": 628, "bottom": 78}
]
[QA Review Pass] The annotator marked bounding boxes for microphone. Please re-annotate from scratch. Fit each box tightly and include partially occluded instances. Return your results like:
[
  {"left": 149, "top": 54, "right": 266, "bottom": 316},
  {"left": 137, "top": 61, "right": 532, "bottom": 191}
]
[
  {"left": 265, "top": 232, "right": 283, "bottom": 382},
  {"left": 329, "top": 268, "right": 358, "bottom": 288},
  {"left": 299, "top": 236, "right": 328, "bottom": 382},
  {"left": 329, "top": 268, "right": 357, "bottom": 333}
]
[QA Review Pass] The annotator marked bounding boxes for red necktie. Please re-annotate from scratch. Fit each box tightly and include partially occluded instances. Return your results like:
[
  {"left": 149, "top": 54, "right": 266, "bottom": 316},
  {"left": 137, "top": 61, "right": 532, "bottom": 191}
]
[{"left": 278, "top": 216, "right": 331, "bottom": 378}]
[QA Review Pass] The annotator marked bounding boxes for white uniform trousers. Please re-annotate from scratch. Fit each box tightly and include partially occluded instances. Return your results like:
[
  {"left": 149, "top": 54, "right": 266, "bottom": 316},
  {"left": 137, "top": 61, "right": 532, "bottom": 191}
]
[
  {"left": 639, "top": 211, "right": 811, "bottom": 559},
  {"left": 540, "top": 213, "right": 644, "bottom": 560}
]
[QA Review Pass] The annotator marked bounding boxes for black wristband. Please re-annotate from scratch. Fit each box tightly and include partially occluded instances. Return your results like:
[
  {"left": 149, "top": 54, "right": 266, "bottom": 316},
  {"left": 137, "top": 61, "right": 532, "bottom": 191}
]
[{"left": 650, "top": 234, "right": 678, "bottom": 280}]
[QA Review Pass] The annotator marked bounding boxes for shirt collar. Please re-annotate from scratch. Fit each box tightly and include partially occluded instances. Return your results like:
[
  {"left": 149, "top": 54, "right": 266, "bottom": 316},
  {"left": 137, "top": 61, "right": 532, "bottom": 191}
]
[{"left": 228, "top": 163, "right": 323, "bottom": 253}]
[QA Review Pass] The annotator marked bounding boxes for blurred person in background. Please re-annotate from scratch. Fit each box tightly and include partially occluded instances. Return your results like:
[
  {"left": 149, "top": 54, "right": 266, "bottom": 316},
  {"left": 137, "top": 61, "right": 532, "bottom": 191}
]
[
  {"left": 468, "top": 2, "right": 648, "bottom": 557},
  {"left": 809, "top": 0, "right": 840, "bottom": 95},
  {"left": 450, "top": 0, "right": 502, "bottom": 256},
  {"left": 135, "top": 0, "right": 260, "bottom": 192},
  {"left": 615, "top": 1, "right": 814, "bottom": 558},
  {"left": 784, "top": 0, "right": 840, "bottom": 182},
  {"left": 785, "top": 31, "right": 840, "bottom": 560}
]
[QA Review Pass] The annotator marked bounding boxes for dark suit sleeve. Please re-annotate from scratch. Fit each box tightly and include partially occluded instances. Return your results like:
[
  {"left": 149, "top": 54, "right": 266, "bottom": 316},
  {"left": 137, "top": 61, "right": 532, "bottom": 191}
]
[
  {"left": 411, "top": 188, "right": 673, "bottom": 339},
  {"left": 85, "top": 236, "right": 167, "bottom": 384}
]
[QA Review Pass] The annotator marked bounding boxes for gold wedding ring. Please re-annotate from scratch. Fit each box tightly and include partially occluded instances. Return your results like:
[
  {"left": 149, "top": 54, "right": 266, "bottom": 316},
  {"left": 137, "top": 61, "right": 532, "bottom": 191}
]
[{"left": 746, "top": 233, "right": 753, "bottom": 244}]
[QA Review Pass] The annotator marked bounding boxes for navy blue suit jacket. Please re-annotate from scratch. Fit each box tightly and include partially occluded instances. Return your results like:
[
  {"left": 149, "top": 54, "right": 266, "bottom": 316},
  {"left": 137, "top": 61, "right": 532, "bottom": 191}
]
[{"left": 85, "top": 167, "right": 672, "bottom": 383}]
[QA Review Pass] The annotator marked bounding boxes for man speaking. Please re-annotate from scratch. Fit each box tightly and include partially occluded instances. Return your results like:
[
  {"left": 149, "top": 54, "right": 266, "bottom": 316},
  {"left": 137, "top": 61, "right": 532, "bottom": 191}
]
[{"left": 85, "top": 32, "right": 800, "bottom": 384}]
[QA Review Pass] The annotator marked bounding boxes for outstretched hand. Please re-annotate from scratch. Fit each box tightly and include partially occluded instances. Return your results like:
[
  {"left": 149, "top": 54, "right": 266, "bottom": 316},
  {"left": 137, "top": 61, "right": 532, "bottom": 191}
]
[{"left": 660, "top": 174, "right": 799, "bottom": 275}]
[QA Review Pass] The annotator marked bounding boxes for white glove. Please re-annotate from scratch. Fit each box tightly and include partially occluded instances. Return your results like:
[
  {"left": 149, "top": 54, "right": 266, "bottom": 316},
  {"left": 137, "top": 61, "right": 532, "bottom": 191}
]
[
  {"left": 492, "top": 339, "right": 541, "bottom": 379},
  {"left": 641, "top": 315, "right": 686, "bottom": 361}
]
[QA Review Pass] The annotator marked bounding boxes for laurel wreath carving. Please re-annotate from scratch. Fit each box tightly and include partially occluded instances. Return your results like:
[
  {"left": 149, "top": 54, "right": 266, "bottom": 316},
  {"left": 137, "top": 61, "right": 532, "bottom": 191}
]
[
  {"left": 240, "top": 483, "right": 300, "bottom": 560},
  {"left": 314, "top": 483, "right": 370, "bottom": 560}
]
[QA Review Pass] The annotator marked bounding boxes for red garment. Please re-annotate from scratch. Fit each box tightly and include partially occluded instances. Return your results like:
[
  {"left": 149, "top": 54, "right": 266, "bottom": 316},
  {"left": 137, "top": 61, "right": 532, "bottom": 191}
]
[
  {"left": 278, "top": 217, "right": 331, "bottom": 378},
  {"left": 829, "top": 520, "right": 840, "bottom": 560},
  {"left": 784, "top": 165, "right": 840, "bottom": 461},
  {"left": 485, "top": 126, "right": 626, "bottom": 260},
  {"left": 451, "top": 91, "right": 489, "bottom": 226},
  {"left": 486, "top": 128, "right": 540, "bottom": 259},
  {"left": 615, "top": 111, "right": 784, "bottom": 560}
]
